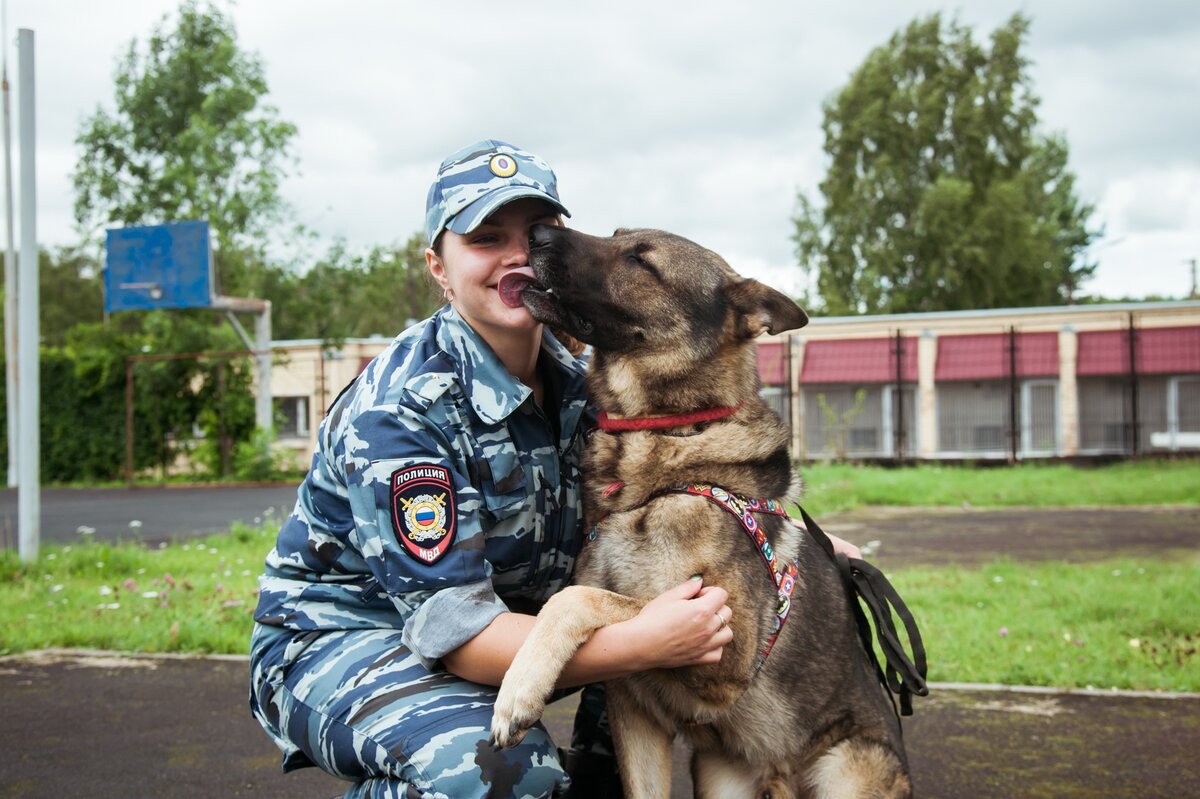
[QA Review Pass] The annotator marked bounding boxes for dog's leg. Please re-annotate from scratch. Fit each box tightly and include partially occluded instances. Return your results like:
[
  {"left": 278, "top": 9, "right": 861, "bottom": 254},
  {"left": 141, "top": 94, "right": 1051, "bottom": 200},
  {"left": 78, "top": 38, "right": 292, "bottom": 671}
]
[
  {"left": 803, "top": 739, "right": 911, "bottom": 799},
  {"left": 491, "top": 585, "right": 644, "bottom": 749},
  {"left": 693, "top": 750, "right": 798, "bottom": 799},
  {"left": 692, "top": 749, "right": 763, "bottom": 799},
  {"left": 608, "top": 683, "right": 673, "bottom": 799}
]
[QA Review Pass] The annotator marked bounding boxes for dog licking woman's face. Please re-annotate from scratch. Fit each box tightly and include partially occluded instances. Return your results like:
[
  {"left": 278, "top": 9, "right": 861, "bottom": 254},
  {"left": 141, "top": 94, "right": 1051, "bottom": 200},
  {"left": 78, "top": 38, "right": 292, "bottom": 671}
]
[
  {"left": 426, "top": 198, "right": 561, "bottom": 340},
  {"left": 523, "top": 225, "right": 807, "bottom": 356}
]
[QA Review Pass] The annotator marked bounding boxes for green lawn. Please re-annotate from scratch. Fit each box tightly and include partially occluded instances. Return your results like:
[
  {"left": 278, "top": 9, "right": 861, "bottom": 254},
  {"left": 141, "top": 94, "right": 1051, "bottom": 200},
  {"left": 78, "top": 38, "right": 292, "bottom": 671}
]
[
  {"left": 2, "top": 520, "right": 1197, "bottom": 692},
  {"left": 888, "top": 556, "right": 1199, "bottom": 692},
  {"left": 799, "top": 459, "right": 1200, "bottom": 512},
  {"left": 3, "top": 462, "right": 1197, "bottom": 689}
]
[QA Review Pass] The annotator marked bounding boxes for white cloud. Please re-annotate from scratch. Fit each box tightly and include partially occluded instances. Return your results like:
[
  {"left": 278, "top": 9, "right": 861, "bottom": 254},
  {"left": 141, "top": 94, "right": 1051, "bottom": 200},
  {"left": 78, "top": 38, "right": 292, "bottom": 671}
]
[
  {"left": 1097, "top": 167, "right": 1200, "bottom": 235},
  {"left": 3, "top": 0, "right": 1198, "bottom": 301}
]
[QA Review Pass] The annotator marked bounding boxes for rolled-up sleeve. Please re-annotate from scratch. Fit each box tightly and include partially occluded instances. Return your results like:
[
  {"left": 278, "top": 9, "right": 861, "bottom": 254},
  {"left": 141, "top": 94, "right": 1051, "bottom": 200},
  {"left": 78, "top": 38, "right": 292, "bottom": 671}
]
[{"left": 399, "top": 579, "right": 507, "bottom": 669}]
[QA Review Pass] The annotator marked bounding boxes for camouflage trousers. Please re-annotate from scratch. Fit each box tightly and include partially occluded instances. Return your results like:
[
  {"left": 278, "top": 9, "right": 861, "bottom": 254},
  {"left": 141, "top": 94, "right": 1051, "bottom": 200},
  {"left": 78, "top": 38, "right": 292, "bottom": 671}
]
[{"left": 250, "top": 623, "right": 609, "bottom": 799}]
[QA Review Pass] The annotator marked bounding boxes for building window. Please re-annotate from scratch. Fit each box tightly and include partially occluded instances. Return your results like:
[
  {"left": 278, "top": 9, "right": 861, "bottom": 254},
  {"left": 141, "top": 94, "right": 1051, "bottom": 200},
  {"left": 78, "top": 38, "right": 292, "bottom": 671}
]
[
  {"left": 936, "top": 380, "right": 1059, "bottom": 457},
  {"left": 1149, "top": 376, "right": 1200, "bottom": 450},
  {"left": 1077, "top": 377, "right": 1130, "bottom": 453},
  {"left": 1022, "top": 380, "right": 1059, "bottom": 455},
  {"left": 801, "top": 384, "right": 916, "bottom": 458},
  {"left": 275, "top": 396, "right": 310, "bottom": 439}
]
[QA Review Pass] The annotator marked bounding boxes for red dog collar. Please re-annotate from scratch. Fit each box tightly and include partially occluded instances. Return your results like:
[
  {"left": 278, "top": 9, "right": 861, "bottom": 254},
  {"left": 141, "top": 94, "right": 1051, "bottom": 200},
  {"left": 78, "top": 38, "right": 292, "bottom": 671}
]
[{"left": 596, "top": 402, "right": 743, "bottom": 433}]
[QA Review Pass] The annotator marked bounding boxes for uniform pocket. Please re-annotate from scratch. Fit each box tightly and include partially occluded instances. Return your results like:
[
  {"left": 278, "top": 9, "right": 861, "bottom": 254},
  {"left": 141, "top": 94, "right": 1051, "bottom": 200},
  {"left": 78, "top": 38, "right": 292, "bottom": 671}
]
[{"left": 479, "top": 447, "right": 529, "bottom": 518}]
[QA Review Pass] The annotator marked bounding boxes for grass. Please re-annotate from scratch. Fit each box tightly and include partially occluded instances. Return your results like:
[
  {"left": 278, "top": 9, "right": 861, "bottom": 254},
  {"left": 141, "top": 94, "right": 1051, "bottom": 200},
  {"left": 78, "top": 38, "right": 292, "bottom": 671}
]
[
  {"left": 3, "top": 462, "right": 1196, "bottom": 688},
  {"left": 887, "top": 556, "right": 1200, "bottom": 692},
  {"left": 0, "top": 522, "right": 273, "bottom": 656},
  {"left": 2, "top": 522, "right": 1197, "bottom": 692},
  {"left": 799, "top": 459, "right": 1200, "bottom": 512}
]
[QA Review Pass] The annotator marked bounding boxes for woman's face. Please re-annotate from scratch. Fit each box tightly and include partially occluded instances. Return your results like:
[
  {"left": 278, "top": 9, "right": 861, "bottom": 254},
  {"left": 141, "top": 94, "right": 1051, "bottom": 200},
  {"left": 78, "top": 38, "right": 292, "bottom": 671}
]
[{"left": 427, "top": 197, "right": 560, "bottom": 338}]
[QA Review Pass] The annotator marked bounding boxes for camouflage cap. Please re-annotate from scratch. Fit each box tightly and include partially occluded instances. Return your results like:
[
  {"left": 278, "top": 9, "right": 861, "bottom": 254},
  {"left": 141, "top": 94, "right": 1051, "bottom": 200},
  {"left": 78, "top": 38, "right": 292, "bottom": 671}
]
[{"left": 425, "top": 140, "right": 570, "bottom": 245}]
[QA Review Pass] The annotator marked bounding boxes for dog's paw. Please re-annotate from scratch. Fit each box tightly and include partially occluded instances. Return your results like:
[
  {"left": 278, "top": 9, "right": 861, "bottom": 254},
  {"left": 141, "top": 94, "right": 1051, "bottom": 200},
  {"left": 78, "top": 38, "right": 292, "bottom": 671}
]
[{"left": 489, "top": 681, "right": 548, "bottom": 749}]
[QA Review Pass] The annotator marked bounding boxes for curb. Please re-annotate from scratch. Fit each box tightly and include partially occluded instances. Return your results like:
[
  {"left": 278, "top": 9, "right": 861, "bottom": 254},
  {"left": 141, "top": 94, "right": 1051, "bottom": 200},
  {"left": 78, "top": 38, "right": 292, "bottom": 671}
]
[{"left": 5, "top": 649, "right": 1197, "bottom": 700}]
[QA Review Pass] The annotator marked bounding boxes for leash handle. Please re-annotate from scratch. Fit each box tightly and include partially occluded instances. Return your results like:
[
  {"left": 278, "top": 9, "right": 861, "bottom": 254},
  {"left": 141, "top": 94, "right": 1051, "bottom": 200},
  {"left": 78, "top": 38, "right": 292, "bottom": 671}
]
[{"left": 798, "top": 506, "right": 929, "bottom": 716}]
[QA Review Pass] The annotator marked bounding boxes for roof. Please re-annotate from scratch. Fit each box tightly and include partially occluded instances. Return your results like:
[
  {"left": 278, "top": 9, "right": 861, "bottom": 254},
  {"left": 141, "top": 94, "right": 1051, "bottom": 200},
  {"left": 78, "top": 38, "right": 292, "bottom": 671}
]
[
  {"left": 758, "top": 341, "right": 790, "bottom": 385},
  {"left": 799, "top": 336, "right": 918, "bottom": 384},
  {"left": 936, "top": 332, "right": 1059, "bottom": 381},
  {"left": 805, "top": 300, "right": 1200, "bottom": 327},
  {"left": 1078, "top": 326, "right": 1200, "bottom": 376}
]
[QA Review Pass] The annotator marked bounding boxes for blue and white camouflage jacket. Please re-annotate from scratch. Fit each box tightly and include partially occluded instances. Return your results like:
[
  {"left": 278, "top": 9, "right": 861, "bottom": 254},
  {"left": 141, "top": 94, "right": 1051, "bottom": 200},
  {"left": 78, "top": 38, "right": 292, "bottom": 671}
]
[{"left": 253, "top": 305, "right": 590, "bottom": 668}]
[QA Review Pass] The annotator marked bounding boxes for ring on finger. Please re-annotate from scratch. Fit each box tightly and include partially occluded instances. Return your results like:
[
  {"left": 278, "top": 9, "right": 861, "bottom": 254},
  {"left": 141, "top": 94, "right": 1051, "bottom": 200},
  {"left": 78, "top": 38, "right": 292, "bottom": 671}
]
[{"left": 716, "top": 612, "right": 729, "bottom": 630}]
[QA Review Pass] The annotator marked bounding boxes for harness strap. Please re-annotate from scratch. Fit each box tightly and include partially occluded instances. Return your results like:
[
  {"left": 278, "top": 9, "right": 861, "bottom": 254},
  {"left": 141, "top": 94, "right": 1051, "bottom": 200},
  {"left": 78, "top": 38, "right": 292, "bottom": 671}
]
[
  {"left": 585, "top": 482, "right": 928, "bottom": 710},
  {"left": 797, "top": 506, "right": 929, "bottom": 716},
  {"left": 589, "top": 482, "right": 797, "bottom": 676},
  {"left": 657, "top": 484, "right": 796, "bottom": 676}
]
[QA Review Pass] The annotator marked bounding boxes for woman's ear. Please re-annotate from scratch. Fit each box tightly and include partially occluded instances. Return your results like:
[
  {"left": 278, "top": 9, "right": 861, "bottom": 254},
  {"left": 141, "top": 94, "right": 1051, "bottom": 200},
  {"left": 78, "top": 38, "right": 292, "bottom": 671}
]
[{"left": 426, "top": 247, "right": 448, "bottom": 292}]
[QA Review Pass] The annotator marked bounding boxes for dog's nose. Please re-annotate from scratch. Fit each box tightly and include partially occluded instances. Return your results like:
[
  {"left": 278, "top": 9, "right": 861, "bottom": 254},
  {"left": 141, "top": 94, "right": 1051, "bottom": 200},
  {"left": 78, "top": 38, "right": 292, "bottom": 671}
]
[{"left": 529, "top": 223, "right": 557, "bottom": 250}]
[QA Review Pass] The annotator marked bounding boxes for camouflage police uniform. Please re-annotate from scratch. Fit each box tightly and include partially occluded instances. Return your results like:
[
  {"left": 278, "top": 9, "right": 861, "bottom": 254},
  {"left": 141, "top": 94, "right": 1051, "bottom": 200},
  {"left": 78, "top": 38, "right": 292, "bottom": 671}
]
[{"left": 249, "top": 141, "right": 609, "bottom": 799}]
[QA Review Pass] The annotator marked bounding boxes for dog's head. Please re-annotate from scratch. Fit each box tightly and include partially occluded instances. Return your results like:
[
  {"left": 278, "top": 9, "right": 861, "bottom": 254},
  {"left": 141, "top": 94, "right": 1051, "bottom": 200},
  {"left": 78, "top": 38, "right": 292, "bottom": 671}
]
[{"left": 521, "top": 226, "right": 808, "bottom": 362}]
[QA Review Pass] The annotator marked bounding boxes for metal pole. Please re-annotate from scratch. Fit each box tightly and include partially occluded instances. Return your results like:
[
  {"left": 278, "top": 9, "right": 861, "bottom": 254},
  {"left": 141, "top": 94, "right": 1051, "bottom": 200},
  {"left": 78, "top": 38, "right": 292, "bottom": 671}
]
[
  {"left": 254, "top": 300, "right": 272, "bottom": 433},
  {"left": 784, "top": 333, "right": 793, "bottom": 436},
  {"left": 1008, "top": 326, "right": 1019, "bottom": 463},
  {"left": 16, "top": 28, "right": 36, "bottom": 561},
  {"left": 125, "top": 357, "right": 134, "bottom": 487},
  {"left": 894, "top": 330, "right": 905, "bottom": 461},
  {"left": 2, "top": 2, "right": 17, "bottom": 487},
  {"left": 1128, "top": 312, "right": 1139, "bottom": 455}
]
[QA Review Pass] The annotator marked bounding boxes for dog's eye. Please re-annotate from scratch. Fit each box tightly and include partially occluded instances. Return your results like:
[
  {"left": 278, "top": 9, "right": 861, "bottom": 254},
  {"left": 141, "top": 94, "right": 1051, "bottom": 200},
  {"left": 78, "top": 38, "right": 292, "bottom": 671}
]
[{"left": 625, "top": 253, "right": 662, "bottom": 281}]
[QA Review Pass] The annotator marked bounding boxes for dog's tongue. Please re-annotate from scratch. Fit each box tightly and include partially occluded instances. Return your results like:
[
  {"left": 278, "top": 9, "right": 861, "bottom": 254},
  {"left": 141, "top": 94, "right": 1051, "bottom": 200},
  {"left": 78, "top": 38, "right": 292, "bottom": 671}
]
[{"left": 498, "top": 268, "right": 542, "bottom": 308}]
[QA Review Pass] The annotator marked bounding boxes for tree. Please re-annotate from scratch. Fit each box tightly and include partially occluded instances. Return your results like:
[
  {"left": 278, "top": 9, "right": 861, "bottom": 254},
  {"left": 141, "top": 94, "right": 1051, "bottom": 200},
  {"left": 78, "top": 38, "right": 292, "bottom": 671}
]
[
  {"left": 38, "top": 247, "right": 105, "bottom": 346},
  {"left": 271, "top": 234, "right": 441, "bottom": 341},
  {"left": 794, "top": 13, "right": 1099, "bottom": 315},
  {"left": 72, "top": 0, "right": 297, "bottom": 294}
]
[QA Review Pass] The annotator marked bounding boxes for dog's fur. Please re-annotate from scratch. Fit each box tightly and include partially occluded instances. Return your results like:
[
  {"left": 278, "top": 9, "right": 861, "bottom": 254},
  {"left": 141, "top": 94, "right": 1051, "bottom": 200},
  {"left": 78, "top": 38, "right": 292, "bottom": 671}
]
[{"left": 491, "top": 226, "right": 911, "bottom": 799}]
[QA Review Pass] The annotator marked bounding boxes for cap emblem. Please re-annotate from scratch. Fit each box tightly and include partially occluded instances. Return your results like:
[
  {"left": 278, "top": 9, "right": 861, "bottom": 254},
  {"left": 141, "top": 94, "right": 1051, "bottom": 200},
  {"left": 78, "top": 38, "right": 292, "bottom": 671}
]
[{"left": 489, "top": 153, "right": 518, "bottom": 178}]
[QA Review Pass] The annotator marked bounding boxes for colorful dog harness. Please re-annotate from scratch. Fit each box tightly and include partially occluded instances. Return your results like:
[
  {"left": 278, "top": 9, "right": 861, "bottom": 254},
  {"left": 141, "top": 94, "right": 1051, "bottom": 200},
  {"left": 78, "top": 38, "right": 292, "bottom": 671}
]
[{"left": 589, "top": 481, "right": 797, "bottom": 676}]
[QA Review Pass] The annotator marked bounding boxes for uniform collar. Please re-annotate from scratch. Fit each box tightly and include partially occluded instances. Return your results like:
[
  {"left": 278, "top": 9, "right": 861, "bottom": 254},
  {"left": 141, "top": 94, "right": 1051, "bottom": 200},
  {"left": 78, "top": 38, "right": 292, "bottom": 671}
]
[{"left": 434, "top": 305, "right": 588, "bottom": 425}]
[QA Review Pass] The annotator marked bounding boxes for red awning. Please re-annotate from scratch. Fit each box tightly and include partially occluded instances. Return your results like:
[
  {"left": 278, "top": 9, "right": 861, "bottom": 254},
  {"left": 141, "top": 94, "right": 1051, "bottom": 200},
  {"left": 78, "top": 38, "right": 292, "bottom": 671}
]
[
  {"left": 935, "top": 332, "right": 1058, "bottom": 381},
  {"left": 799, "top": 337, "right": 917, "bottom": 384},
  {"left": 757, "top": 341, "right": 789, "bottom": 385},
  {"left": 1078, "top": 326, "right": 1200, "bottom": 376}
]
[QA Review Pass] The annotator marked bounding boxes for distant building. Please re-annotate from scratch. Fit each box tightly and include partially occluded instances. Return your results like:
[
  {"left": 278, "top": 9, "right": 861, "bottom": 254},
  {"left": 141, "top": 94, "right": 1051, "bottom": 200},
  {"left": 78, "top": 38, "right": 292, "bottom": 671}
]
[
  {"left": 757, "top": 300, "right": 1200, "bottom": 460},
  {"left": 269, "top": 301, "right": 1200, "bottom": 462}
]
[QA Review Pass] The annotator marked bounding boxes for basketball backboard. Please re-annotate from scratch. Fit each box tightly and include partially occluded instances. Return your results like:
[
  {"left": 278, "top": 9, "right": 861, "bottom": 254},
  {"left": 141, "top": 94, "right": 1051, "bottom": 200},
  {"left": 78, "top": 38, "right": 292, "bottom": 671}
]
[{"left": 105, "top": 220, "right": 214, "bottom": 313}]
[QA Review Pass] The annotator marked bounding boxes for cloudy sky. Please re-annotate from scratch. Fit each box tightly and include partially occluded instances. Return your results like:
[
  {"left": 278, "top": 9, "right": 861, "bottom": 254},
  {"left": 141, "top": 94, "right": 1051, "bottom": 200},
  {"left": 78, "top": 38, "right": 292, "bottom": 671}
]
[{"left": 6, "top": 0, "right": 1200, "bottom": 303}]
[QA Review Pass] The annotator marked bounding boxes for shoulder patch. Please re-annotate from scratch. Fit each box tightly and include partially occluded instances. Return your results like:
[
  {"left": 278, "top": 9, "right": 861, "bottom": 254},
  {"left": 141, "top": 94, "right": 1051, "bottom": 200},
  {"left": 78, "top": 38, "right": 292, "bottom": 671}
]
[{"left": 390, "top": 465, "right": 456, "bottom": 565}]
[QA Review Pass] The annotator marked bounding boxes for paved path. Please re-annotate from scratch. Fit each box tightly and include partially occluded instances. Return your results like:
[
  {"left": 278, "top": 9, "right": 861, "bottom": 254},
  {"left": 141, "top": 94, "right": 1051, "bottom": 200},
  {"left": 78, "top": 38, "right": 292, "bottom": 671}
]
[
  {"left": 0, "top": 649, "right": 1196, "bottom": 799},
  {"left": 820, "top": 503, "right": 1200, "bottom": 567},
  {"left": 0, "top": 485, "right": 298, "bottom": 549}
]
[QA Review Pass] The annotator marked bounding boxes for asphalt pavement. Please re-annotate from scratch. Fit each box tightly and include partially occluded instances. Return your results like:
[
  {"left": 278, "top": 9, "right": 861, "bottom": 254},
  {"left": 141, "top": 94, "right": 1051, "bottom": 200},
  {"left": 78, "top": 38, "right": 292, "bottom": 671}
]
[
  {"left": 0, "top": 484, "right": 299, "bottom": 549},
  {"left": 1, "top": 648, "right": 1196, "bottom": 799}
]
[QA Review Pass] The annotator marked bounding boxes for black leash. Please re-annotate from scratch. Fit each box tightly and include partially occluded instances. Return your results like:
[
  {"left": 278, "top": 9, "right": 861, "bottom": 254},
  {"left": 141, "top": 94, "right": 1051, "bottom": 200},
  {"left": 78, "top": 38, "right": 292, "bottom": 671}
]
[{"left": 797, "top": 506, "right": 929, "bottom": 717}]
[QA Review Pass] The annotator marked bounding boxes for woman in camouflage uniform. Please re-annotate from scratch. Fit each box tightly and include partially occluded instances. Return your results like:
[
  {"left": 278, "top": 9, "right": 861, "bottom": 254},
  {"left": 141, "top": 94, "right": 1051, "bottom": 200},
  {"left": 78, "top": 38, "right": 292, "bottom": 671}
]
[{"left": 249, "top": 140, "right": 735, "bottom": 799}]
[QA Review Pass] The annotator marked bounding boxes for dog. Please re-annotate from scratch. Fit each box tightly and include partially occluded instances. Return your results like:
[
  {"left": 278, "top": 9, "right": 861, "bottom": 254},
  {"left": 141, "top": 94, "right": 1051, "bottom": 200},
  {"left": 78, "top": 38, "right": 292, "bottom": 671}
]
[{"left": 491, "top": 225, "right": 914, "bottom": 799}]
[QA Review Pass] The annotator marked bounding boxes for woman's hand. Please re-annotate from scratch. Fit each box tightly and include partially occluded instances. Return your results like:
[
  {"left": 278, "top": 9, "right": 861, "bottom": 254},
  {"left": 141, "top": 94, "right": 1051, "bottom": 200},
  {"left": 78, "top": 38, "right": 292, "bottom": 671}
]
[{"left": 623, "top": 576, "right": 733, "bottom": 669}]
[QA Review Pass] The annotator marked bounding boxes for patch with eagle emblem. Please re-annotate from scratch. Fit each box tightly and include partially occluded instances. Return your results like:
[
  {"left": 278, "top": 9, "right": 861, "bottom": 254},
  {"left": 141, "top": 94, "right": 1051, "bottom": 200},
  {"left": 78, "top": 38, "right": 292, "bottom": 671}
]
[{"left": 390, "top": 465, "right": 456, "bottom": 565}]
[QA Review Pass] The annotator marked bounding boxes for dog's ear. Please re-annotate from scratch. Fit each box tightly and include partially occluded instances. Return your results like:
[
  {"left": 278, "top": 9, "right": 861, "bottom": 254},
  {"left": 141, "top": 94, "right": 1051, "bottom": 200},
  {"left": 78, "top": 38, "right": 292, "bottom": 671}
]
[{"left": 726, "top": 279, "right": 809, "bottom": 338}]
